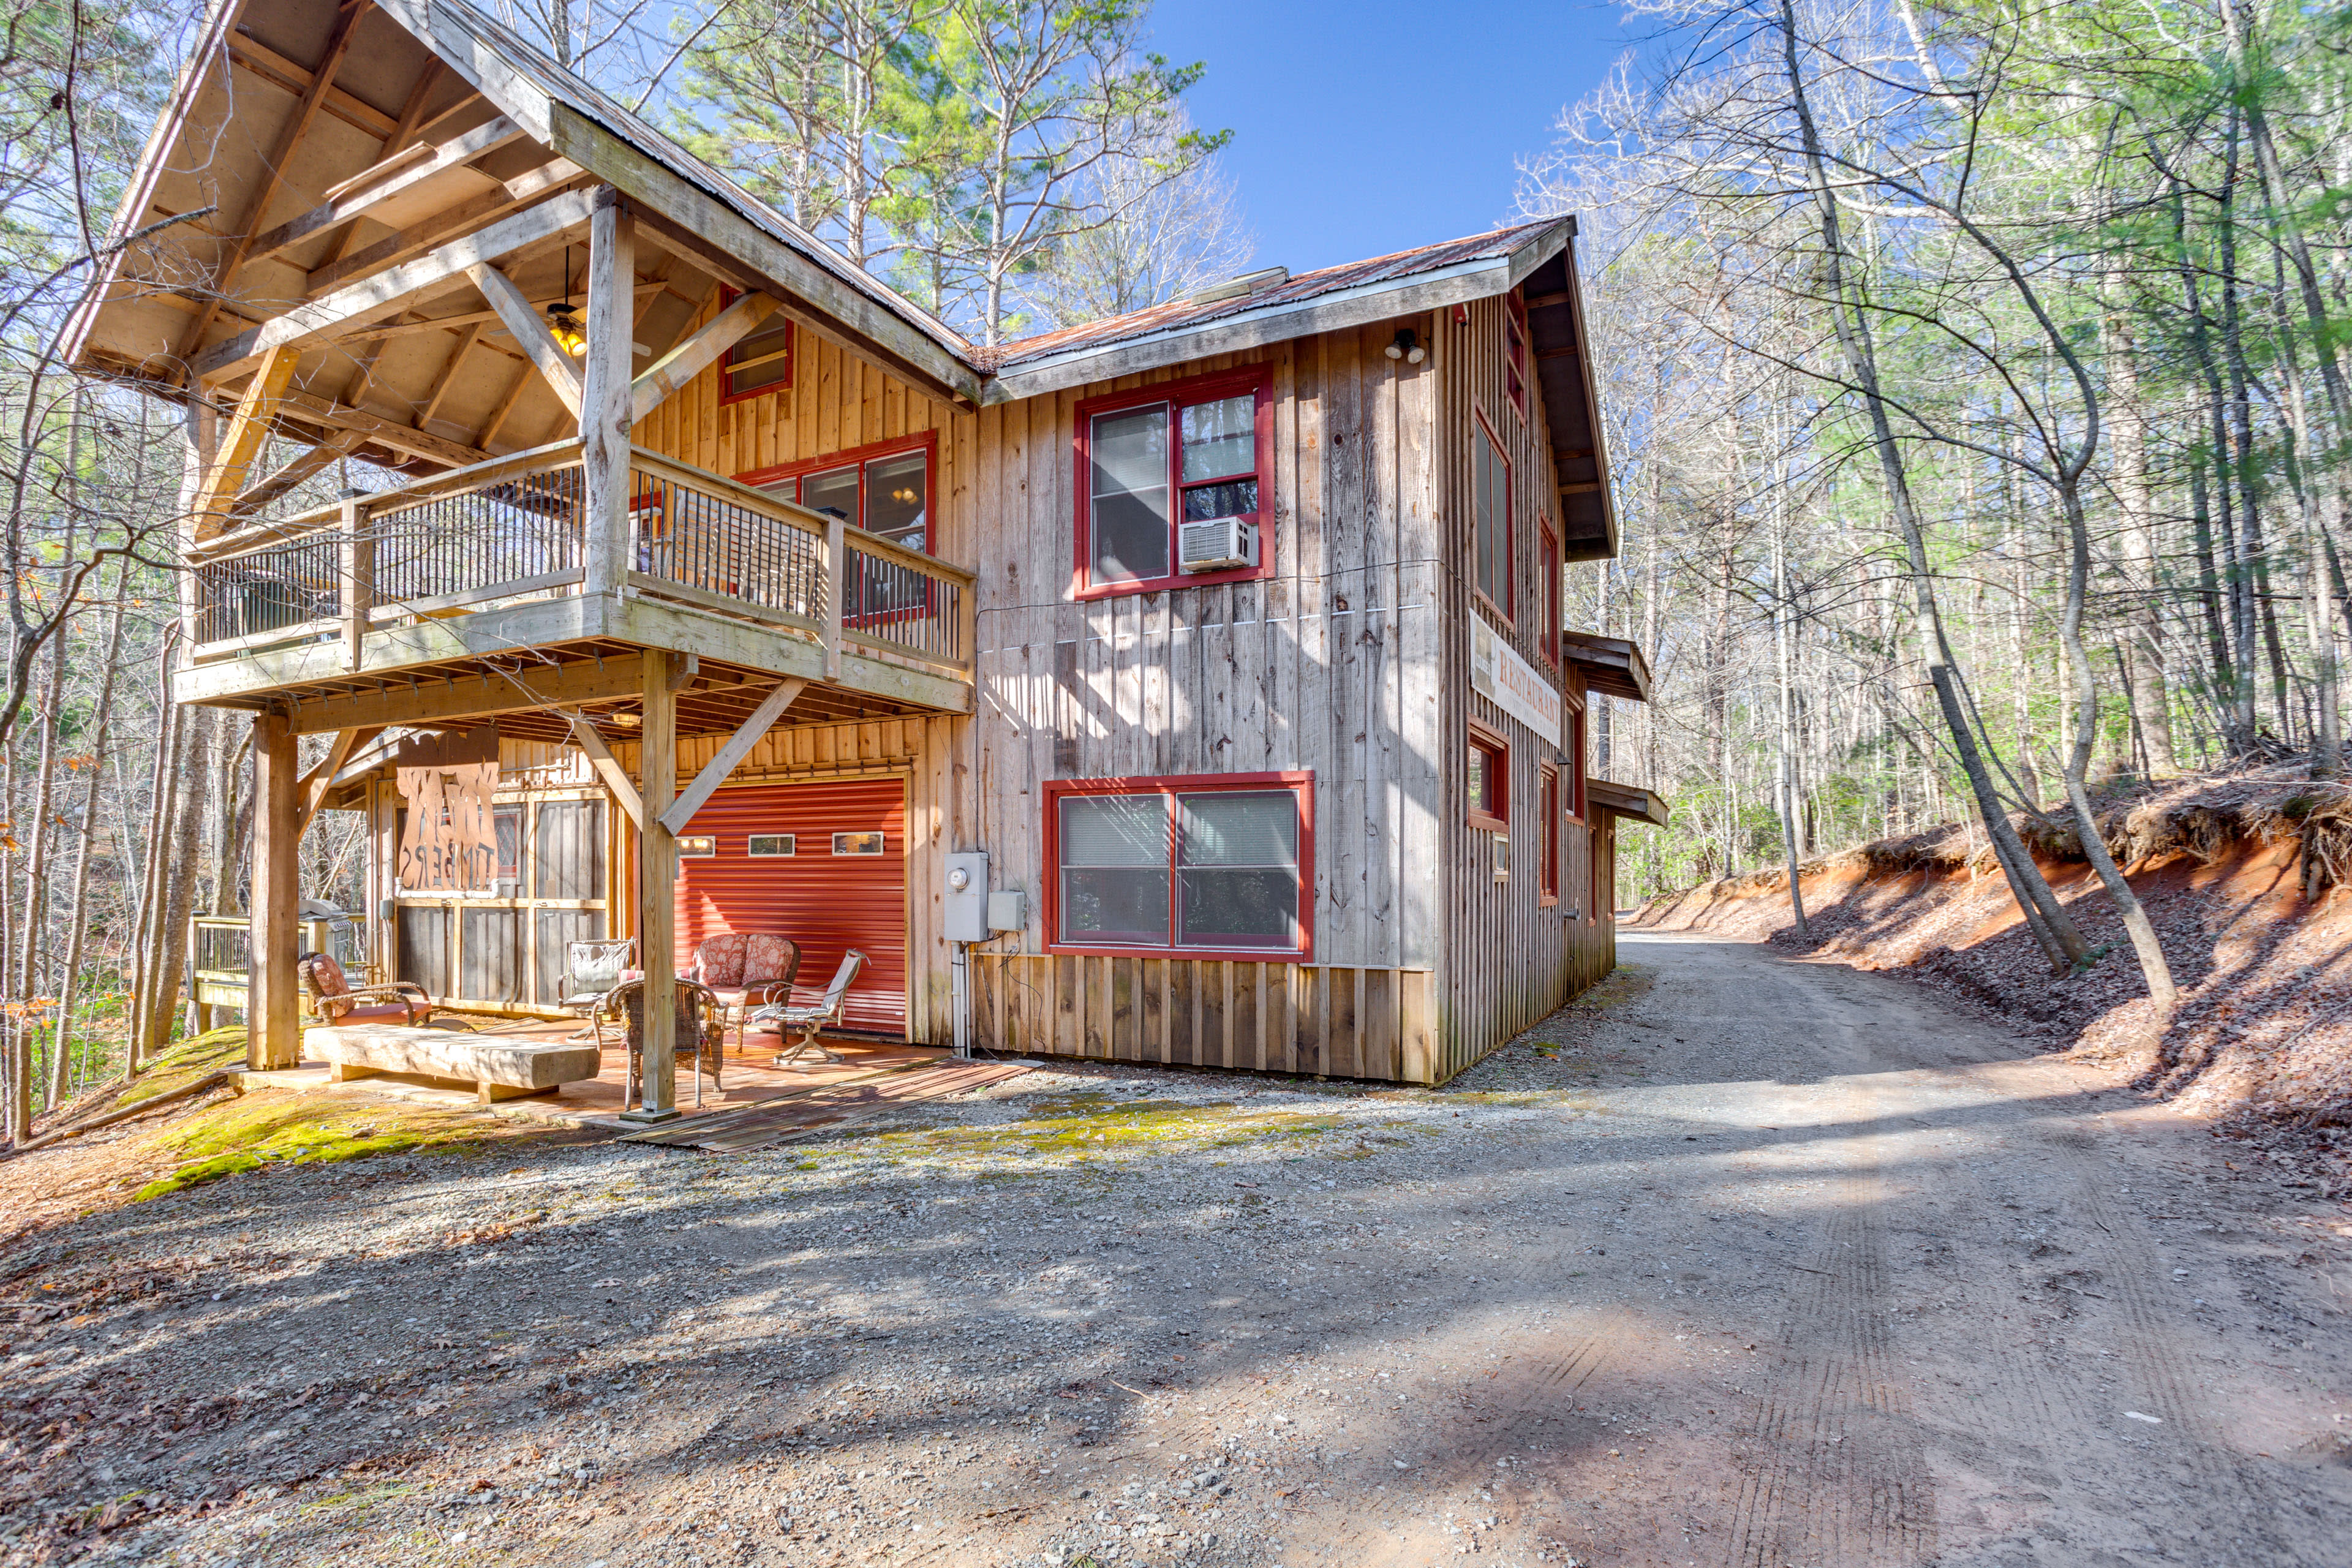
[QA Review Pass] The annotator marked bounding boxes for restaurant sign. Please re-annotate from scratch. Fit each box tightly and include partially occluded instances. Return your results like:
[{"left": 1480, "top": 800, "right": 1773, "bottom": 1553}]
[{"left": 1471, "top": 617, "right": 1563, "bottom": 749}]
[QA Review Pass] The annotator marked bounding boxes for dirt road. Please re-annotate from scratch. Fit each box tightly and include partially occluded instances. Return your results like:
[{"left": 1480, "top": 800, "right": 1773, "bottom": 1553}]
[{"left": 5, "top": 932, "right": 2348, "bottom": 1567}]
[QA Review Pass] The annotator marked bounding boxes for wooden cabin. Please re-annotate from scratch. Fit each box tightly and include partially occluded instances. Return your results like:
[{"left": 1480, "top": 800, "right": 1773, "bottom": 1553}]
[{"left": 72, "top": 0, "right": 1664, "bottom": 1106}]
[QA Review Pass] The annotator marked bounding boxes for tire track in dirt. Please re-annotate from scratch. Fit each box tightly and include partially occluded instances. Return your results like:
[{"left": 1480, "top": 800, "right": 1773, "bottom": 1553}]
[
  {"left": 2033, "top": 1118, "right": 2327, "bottom": 1564},
  {"left": 1725, "top": 1095, "right": 1937, "bottom": 1568},
  {"left": 1289, "top": 1301, "right": 1641, "bottom": 1567}
]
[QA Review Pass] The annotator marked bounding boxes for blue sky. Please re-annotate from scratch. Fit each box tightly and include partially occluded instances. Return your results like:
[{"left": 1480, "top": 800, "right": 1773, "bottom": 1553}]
[{"left": 1147, "top": 0, "right": 1638, "bottom": 276}]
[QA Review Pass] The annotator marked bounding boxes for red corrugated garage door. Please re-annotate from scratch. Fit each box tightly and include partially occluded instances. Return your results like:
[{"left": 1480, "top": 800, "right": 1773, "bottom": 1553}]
[{"left": 674, "top": 778, "right": 906, "bottom": 1036}]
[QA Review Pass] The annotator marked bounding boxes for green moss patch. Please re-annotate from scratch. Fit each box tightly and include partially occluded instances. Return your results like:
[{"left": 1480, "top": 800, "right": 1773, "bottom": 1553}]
[
  {"left": 135, "top": 1096, "right": 563, "bottom": 1201},
  {"left": 884, "top": 1094, "right": 1345, "bottom": 1163},
  {"left": 118, "top": 1026, "right": 251, "bottom": 1109}
]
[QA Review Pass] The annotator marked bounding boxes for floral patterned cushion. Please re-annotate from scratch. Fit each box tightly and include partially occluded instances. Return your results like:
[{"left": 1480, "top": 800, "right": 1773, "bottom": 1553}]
[
  {"left": 694, "top": 932, "right": 748, "bottom": 989},
  {"left": 743, "top": 934, "right": 799, "bottom": 989}
]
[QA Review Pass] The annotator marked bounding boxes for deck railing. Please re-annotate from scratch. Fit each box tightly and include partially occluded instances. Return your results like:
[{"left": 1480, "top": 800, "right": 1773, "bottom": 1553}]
[{"left": 187, "top": 439, "right": 975, "bottom": 678}]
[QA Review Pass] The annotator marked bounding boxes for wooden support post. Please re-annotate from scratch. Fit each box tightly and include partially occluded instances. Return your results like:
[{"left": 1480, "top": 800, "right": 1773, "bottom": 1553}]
[
  {"left": 624, "top": 650, "right": 679, "bottom": 1121},
  {"left": 339, "top": 493, "right": 372, "bottom": 671},
  {"left": 249, "top": 710, "right": 302, "bottom": 1071},
  {"left": 581, "top": 187, "right": 636, "bottom": 598},
  {"left": 821, "top": 515, "right": 845, "bottom": 681}
]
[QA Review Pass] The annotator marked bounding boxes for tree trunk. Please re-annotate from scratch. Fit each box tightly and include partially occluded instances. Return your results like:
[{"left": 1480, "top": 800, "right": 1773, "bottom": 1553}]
[
  {"left": 2105, "top": 301, "right": 2179, "bottom": 773},
  {"left": 50, "top": 575, "right": 127, "bottom": 1099},
  {"left": 15, "top": 605, "right": 68, "bottom": 1114},
  {"left": 1776, "top": 0, "right": 2086, "bottom": 970},
  {"left": 2057, "top": 483, "right": 2180, "bottom": 1019}
]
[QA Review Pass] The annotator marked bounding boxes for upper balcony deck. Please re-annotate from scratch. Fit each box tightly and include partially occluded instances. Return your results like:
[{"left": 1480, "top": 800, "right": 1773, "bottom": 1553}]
[{"left": 178, "top": 439, "right": 975, "bottom": 740}]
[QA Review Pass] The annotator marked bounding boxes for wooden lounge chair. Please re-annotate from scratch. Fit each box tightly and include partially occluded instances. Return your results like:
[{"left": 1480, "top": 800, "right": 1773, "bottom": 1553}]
[
  {"left": 298, "top": 953, "right": 435, "bottom": 1027},
  {"left": 755, "top": 949, "right": 865, "bottom": 1068},
  {"left": 687, "top": 932, "right": 801, "bottom": 1052}
]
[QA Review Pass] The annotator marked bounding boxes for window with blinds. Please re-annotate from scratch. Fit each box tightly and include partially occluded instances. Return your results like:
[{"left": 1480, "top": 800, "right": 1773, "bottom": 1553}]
[{"left": 1049, "top": 774, "right": 1312, "bottom": 957}]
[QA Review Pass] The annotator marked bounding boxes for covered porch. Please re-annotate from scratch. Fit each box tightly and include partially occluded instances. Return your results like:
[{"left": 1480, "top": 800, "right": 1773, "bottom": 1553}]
[{"left": 186, "top": 426, "right": 973, "bottom": 1118}]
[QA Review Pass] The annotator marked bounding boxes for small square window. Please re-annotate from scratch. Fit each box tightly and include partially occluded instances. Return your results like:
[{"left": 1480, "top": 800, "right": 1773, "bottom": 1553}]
[
  {"left": 833, "top": 831, "right": 886, "bottom": 856},
  {"left": 720, "top": 289, "right": 793, "bottom": 403},
  {"left": 747, "top": 834, "right": 796, "bottom": 858},
  {"left": 1469, "top": 728, "right": 1509, "bottom": 832},
  {"left": 676, "top": 835, "right": 716, "bottom": 859}
]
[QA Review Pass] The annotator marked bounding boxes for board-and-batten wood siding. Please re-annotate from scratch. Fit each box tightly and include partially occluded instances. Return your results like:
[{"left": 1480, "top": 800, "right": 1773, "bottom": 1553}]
[
  {"left": 621, "top": 299, "right": 969, "bottom": 1044},
  {"left": 593, "top": 293, "right": 1618, "bottom": 1079},
  {"left": 1430, "top": 293, "right": 1616, "bottom": 1081},
  {"left": 963, "top": 326, "right": 1446, "bottom": 1079}
]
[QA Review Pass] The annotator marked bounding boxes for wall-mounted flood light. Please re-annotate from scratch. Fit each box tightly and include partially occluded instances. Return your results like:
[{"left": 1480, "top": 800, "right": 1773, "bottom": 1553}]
[{"left": 1385, "top": 328, "right": 1425, "bottom": 364}]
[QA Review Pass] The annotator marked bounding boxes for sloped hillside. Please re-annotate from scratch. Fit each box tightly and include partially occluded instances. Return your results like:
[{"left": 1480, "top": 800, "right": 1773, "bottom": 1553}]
[{"left": 1635, "top": 764, "right": 2352, "bottom": 1133}]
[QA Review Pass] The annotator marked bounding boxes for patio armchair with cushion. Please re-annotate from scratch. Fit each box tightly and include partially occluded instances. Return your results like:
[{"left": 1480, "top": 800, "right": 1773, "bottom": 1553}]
[
  {"left": 298, "top": 953, "right": 435, "bottom": 1027},
  {"left": 687, "top": 932, "right": 801, "bottom": 1051},
  {"left": 752, "top": 949, "right": 865, "bottom": 1068},
  {"left": 559, "top": 938, "right": 638, "bottom": 1043}
]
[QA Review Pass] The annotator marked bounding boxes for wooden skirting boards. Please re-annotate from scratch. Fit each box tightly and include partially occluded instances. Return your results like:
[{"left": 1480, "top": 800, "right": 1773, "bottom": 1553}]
[{"left": 971, "top": 956, "right": 1438, "bottom": 1085}]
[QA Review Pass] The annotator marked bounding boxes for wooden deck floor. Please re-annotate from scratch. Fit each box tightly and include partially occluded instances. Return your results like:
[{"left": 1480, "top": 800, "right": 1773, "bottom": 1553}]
[{"left": 251, "top": 1018, "right": 952, "bottom": 1127}]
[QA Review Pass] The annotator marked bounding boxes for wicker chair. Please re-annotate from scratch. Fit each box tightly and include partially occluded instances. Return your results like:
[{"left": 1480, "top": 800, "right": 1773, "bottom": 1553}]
[
  {"left": 559, "top": 937, "right": 638, "bottom": 1044},
  {"left": 601, "top": 977, "right": 728, "bottom": 1109},
  {"left": 298, "top": 953, "right": 435, "bottom": 1027}
]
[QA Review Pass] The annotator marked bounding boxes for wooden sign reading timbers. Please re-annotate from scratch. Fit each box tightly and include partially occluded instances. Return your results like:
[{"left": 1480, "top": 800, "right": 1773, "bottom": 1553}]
[{"left": 1470, "top": 618, "right": 1564, "bottom": 748}]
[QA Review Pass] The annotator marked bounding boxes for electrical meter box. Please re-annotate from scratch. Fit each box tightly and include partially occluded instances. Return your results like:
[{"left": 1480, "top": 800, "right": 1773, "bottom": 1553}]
[{"left": 943, "top": 851, "right": 990, "bottom": 942}]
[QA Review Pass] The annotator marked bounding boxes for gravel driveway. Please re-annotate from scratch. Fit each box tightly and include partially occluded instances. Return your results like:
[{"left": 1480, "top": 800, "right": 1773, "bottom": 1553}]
[{"left": 5, "top": 932, "right": 2347, "bottom": 1567}]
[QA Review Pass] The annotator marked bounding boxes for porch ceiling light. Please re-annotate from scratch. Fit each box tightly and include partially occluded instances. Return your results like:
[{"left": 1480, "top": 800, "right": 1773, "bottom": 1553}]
[{"left": 546, "top": 302, "right": 588, "bottom": 357}]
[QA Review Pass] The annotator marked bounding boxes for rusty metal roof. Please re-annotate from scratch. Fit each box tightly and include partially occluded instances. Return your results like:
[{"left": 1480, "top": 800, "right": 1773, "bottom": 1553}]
[{"left": 981, "top": 221, "right": 1564, "bottom": 371}]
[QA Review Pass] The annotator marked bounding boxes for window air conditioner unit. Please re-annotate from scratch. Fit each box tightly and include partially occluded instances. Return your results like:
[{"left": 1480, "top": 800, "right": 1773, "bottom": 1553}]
[{"left": 1178, "top": 518, "right": 1256, "bottom": 573}]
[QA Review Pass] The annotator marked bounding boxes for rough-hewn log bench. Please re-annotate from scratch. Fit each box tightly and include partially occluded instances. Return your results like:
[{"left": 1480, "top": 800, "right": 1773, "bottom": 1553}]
[{"left": 306, "top": 1025, "right": 602, "bottom": 1104}]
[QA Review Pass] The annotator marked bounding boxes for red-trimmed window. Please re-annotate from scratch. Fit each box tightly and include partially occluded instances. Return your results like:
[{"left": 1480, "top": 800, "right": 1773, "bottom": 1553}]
[
  {"left": 1468, "top": 725, "right": 1509, "bottom": 832},
  {"left": 1074, "top": 364, "right": 1273, "bottom": 597},
  {"left": 1540, "top": 518, "right": 1561, "bottom": 665},
  {"left": 1045, "top": 772, "right": 1313, "bottom": 959},
  {"left": 719, "top": 289, "right": 793, "bottom": 403},
  {"left": 741, "top": 434, "right": 935, "bottom": 619},
  {"left": 1538, "top": 766, "right": 1560, "bottom": 905},
  {"left": 1473, "top": 414, "right": 1511, "bottom": 617},
  {"left": 1567, "top": 704, "right": 1588, "bottom": 820},
  {"left": 1505, "top": 288, "right": 1529, "bottom": 417}
]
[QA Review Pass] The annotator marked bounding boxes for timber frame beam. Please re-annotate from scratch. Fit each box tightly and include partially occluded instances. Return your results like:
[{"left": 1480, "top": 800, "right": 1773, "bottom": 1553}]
[
  {"left": 227, "top": 429, "right": 365, "bottom": 521},
  {"left": 243, "top": 114, "right": 528, "bottom": 266},
  {"left": 173, "top": 0, "right": 372, "bottom": 369},
  {"left": 190, "top": 345, "right": 301, "bottom": 541},
  {"left": 190, "top": 186, "right": 596, "bottom": 381},
  {"left": 281, "top": 654, "right": 648, "bottom": 735},
  {"left": 295, "top": 726, "right": 382, "bottom": 829},
  {"left": 566, "top": 713, "right": 643, "bottom": 830},
  {"left": 657, "top": 677, "right": 803, "bottom": 834},
  {"left": 630, "top": 290, "right": 778, "bottom": 424},
  {"left": 469, "top": 259, "right": 584, "bottom": 417}
]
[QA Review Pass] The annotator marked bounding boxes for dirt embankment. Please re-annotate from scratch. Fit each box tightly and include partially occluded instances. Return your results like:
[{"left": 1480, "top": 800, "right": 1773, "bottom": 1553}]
[{"left": 1634, "top": 764, "right": 2352, "bottom": 1140}]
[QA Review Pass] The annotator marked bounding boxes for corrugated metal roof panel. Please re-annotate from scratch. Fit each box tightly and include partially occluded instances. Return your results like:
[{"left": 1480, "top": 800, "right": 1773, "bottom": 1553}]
[{"left": 980, "top": 221, "right": 1561, "bottom": 370}]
